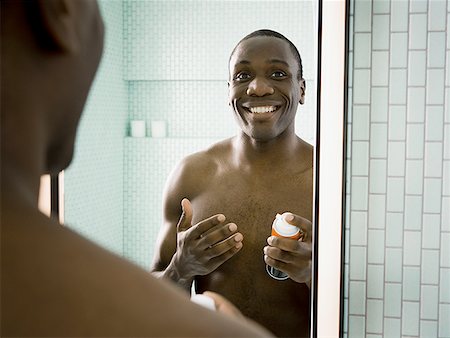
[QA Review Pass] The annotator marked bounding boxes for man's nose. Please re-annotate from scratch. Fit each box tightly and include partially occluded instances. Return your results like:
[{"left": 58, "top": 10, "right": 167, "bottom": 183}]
[{"left": 246, "top": 77, "right": 274, "bottom": 96}]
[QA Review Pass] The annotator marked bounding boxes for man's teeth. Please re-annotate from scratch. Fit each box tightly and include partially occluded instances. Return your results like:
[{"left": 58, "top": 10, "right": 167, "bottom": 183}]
[{"left": 249, "top": 106, "right": 277, "bottom": 114}]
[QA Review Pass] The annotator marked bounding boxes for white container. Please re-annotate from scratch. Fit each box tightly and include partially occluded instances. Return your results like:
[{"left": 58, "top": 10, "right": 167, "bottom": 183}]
[
  {"left": 130, "top": 120, "right": 146, "bottom": 137},
  {"left": 151, "top": 120, "right": 167, "bottom": 138}
]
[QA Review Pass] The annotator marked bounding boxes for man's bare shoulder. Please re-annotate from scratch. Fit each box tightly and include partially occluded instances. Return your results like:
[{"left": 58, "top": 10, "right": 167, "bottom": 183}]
[
  {"left": 167, "top": 138, "right": 234, "bottom": 195},
  {"left": 181, "top": 138, "right": 234, "bottom": 170},
  {"left": 1, "top": 207, "right": 270, "bottom": 337},
  {"left": 294, "top": 136, "right": 314, "bottom": 173}
]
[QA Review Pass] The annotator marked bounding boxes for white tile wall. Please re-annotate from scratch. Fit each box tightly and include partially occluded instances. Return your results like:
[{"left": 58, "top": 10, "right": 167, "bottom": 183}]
[
  {"left": 345, "top": 1, "right": 448, "bottom": 334},
  {"left": 408, "top": 51, "right": 427, "bottom": 86}
]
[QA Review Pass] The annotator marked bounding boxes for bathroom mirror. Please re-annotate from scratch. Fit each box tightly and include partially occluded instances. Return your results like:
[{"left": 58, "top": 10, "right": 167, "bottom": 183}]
[{"left": 59, "top": 0, "right": 327, "bottom": 335}]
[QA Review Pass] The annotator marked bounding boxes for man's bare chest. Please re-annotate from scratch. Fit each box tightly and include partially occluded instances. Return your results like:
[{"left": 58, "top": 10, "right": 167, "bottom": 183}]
[{"left": 190, "top": 170, "right": 312, "bottom": 246}]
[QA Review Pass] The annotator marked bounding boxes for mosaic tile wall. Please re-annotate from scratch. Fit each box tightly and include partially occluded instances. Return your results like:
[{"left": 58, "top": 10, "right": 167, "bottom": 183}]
[
  {"left": 64, "top": 1, "right": 127, "bottom": 256},
  {"left": 123, "top": 137, "right": 221, "bottom": 267},
  {"left": 124, "top": 0, "right": 317, "bottom": 143},
  {"left": 123, "top": 0, "right": 318, "bottom": 267},
  {"left": 344, "top": 0, "right": 450, "bottom": 337}
]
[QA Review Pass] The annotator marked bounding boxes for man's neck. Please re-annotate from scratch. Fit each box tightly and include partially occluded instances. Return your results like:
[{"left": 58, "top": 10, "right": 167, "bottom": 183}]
[{"left": 233, "top": 130, "right": 301, "bottom": 167}]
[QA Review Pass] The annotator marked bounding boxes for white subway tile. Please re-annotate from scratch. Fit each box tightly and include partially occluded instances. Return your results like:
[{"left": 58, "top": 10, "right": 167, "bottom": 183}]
[
  {"left": 387, "top": 177, "right": 404, "bottom": 212},
  {"left": 368, "top": 194, "right": 386, "bottom": 229},
  {"left": 349, "top": 281, "right": 366, "bottom": 315},
  {"left": 350, "top": 211, "right": 367, "bottom": 246},
  {"left": 349, "top": 52, "right": 354, "bottom": 87},
  {"left": 445, "top": 125, "right": 450, "bottom": 158},
  {"left": 353, "top": 106, "right": 370, "bottom": 140},
  {"left": 384, "top": 318, "right": 401, "bottom": 338},
  {"left": 406, "top": 124, "right": 424, "bottom": 159},
  {"left": 386, "top": 212, "right": 403, "bottom": 247},
  {"left": 371, "top": 124, "right": 388, "bottom": 158},
  {"left": 385, "top": 283, "right": 402, "bottom": 317},
  {"left": 408, "top": 51, "right": 427, "bottom": 86},
  {"left": 371, "top": 87, "right": 388, "bottom": 122},
  {"left": 402, "top": 301, "right": 420, "bottom": 335},
  {"left": 354, "top": 69, "right": 371, "bottom": 104},
  {"left": 391, "top": 0, "right": 409, "bottom": 32},
  {"left": 444, "top": 88, "right": 450, "bottom": 123},
  {"left": 442, "top": 233, "right": 450, "bottom": 267},
  {"left": 442, "top": 197, "right": 450, "bottom": 231},
  {"left": 372, "top": 52, "right": 389, "bottom": 86},
  {"left": 446, "top": 51, "right": 450, "bottom": 87},
  {"left": 422, "top": 214, "right": 441, "bottom": 249},
  {"left": 372, "top": 15, "right": 390, "bottom": 50},
  {"left": 385, "top": 248, "right": 402, "bottom": 282},
  {"left": 370, "top": 159, "right": 387, "bottom": 193},
  {"left": 388, "top": 141, "right": 406, "bottom": 176},
  {"left": 439, "top": 304, "right": 450, "bottom": 337},
  {"left": 403, "top": 267, "right": 421, "bottom": 300},
  {"left": 428, "top": 32, "right": 446, "bottom": 68},
  {"left": 354, "top": 33, "right": 371, "bottom": 68},
  {"left": 409, "top": 14, "right": 428, "bottom": 50},
  {"left": 366, "top": 299, "right": 383, "bottom": 333},
  {"left": 421, "top": 285, "right": 439, "bottom": 320},
  {"left": 349, "top": 316, "right": 365, "bottom": 337},
  {"left": 444, "top": 161, "right": 450, "bottom": 196},
  {"left": 422, "top": 249, "right": 440, "bottom": 284},
  {"left": 388, "top": 106, "right": 406, "bottom": 140},
  {"left": 407, "top": 87, "right": 426, "bottom": 122},
  {"left": 351, "top": 177, "right": 369, "bottom": 211},
  {"left": 409, "top": 0, "right": 428, "bottom": 13},
  {"left": 420, "top": 320, "right": 438, "bottom": 338},
  {"left": 425, "top": 106, "right": 444, "bottom": 141},
  {"left": 423, "top": 178, "right": 442, "bottom": 213},
  {"left": 367, "top": 265, "right": 384, "bottom": 299},
  {"left": 424, "top": 142, "right": 443, "bottom": 177},
  {"left": 448, "top": 14, "right": 450, "bottom": 48},
  {"left": 350, "top": 246, "right": 367, "bottom": 280},
  {"left": 404, "top": 195, "right": 423, "bottom": 230},
  {"left": 404, "top": 231, "right": 422, "bottom": 266},
  {"left": 405, "top": 160, "right": 424, "bottom": 195},
  {"left": 440, "top": 268, "right": 450, "bottom": 303},
  {"left": 354, "top": 0, "right": 372, "bottom": 32},
  {"left": 352, "top": 141, "right": 369, "bottom": 175},
  {"left": 389, "top": 69, "right": 407, "bottom": 104},
  {"left": 428, "top": 0, "right": 447, "bottom": 31},
  {"left": 373, "top": 0, "right": 390, "bottom": 14},
  {"left": 427, "top": 69, "right": 445, "bottom": 105},
  {"left": 349, "top": 16, "right": 354, "bottom": 52},
  {"left": 390, "top": 33, "right": 408, "bottom": 68},
  {"left": 368, "top": 229, "right": 385, "bottom": 264}
]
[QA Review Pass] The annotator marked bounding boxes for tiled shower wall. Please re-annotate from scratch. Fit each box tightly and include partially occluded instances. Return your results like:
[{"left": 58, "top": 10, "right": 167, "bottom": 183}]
[
  {"left": 64, "top": 1, "right": 127, "bottom": 256},
  {"left": 122, "top": 0, "right": 318, "bottom": 268},
  {"left": 344, "top": 0, "right": 449, "bottom": 337}
]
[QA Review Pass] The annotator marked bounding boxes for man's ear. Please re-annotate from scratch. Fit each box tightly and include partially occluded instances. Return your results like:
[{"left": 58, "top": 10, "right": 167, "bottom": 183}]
[
  {"left": 36, "top": 0, "right": 79, "bottom": 53},
  {"left": 227, "top": 81, "right": 231, "bottom": 106},
  {"left": 299, "top": 78, "right": 306, "bottom": 105}
]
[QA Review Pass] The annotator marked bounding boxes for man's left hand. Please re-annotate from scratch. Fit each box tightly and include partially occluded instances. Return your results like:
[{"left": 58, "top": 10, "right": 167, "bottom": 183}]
[{"left": 263, "top": 213, "right": 312, "bottom": 285}]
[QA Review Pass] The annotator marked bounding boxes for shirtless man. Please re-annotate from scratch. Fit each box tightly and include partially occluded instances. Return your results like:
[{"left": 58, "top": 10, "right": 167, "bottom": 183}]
[
  {"left": 0, "top": 1, "right": 272, "bottom": 336},
  {"left": 152, "top": 30, "right": 313, "bottom": 337}
]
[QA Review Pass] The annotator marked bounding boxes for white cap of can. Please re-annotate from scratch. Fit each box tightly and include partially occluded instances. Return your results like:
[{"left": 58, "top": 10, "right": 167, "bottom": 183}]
[{"left": 273, "top": 213, "right": 299, "bottom": 237}]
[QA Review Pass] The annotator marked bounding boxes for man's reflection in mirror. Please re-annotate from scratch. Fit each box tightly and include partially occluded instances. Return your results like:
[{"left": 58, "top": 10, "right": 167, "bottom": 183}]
[{"left": 151, "top": 30, "right": 313, "bottom": 338}]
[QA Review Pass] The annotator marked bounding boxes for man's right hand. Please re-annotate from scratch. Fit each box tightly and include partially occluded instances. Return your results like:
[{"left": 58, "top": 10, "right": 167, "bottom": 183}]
[{"left": 170, "top": 198, "right": 243, "bottom": 281}]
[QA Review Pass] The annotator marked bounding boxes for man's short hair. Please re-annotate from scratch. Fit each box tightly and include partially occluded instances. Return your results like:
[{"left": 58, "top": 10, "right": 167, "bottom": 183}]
[{"left": 229, "top": 29, "right": 303, "bottom": 80}]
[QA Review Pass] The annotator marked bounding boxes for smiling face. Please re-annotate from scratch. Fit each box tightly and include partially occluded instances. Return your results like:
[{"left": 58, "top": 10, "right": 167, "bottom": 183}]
[{"left": 228, "top": 36, "right": 305, "bottom": 141}]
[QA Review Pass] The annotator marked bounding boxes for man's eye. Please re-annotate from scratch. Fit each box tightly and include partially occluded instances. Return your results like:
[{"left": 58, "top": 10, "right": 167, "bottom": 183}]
[
  {"left": 271, "top": 71, "right": 287, "bottom": 78},
  {"left": 235, "top": 72, "right": 251, "bottom": 80}
]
